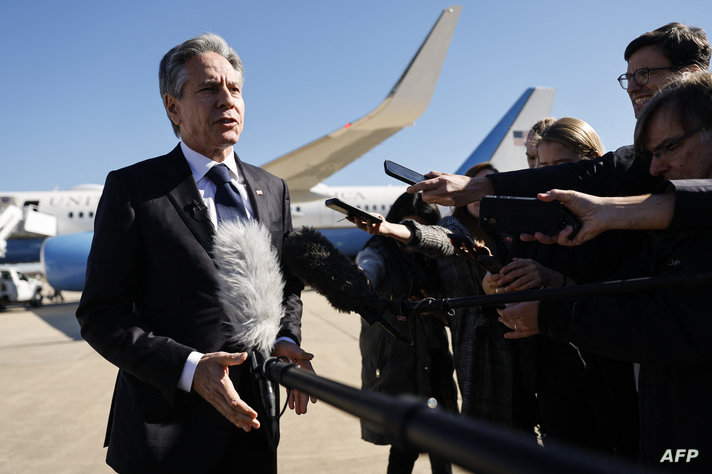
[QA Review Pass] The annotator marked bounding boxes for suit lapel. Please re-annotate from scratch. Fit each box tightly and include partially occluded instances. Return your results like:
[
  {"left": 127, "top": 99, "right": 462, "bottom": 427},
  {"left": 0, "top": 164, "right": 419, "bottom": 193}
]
[
  {"left": 236, "top": 153, "right": 265, "bottom": 222},
  {"left": 160, "top": 145, "right": 215, "bottom": 254}
]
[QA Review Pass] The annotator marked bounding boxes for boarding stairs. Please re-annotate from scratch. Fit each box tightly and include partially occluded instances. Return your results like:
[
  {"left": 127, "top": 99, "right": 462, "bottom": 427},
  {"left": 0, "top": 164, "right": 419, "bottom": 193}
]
[{"left": 0, "top": 201, "right": 57, "bottom": 258}]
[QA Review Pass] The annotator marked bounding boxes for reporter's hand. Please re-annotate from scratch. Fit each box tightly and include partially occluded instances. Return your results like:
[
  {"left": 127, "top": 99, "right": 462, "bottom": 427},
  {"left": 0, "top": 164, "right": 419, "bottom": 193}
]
[
  {"left": 192, "top": 351, "right": 260, "bottom": 432},
  {"left": 273, "top": 341, "right": 317, "bottom": 415},
  {"left": 348, "top": 213, "right": 386, "bottom": 235},
  {"left": 348, "top": 215, "right": 415, "bottom": 244},
  {"left": 498, "top": 258, "right": 562, "bottom": 291},
  {"left": 482, "top": 271, "right": 501, "bottom": 295},
  {"left": 497, "top": 301, "right": 540, "bottom": 339},
  {"left": 520, "top": 189, "right": 607, "bottom": 246},
  {"left": 407, "top": 171, "right": 494, "bottom": 206},
  {"left": 349, "top": 213, "right": 406, "bottom": 241}
]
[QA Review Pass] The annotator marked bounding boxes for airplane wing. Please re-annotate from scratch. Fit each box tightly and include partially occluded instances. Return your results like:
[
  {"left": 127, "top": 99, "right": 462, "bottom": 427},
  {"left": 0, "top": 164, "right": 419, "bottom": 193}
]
[
  {"left": 455, "top": 87, "right": 556, "bottom": 174},
  {"left": 262, "top": 5, "right": 461, "bottom": 201}
]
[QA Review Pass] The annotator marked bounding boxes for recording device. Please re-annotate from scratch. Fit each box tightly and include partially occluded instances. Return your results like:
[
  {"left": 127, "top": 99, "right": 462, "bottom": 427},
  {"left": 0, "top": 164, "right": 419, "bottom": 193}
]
[
  {"left": 283, "top": 226, "right": 411, "bottom": 344},
  {"left": 325, "top": 198, "right": 382, "bottom": 223},
  {"left": 212, "top": 220, "right": 285, "bottom": 419},
  {"left": 251, "top": 349, "right": 278, "bottom": 418},
  {"left": 384, "top": 160, "right": 426, "bottom": 185},
  {"left": 479, "top": 196, "right": 582, "bottom": 238}
]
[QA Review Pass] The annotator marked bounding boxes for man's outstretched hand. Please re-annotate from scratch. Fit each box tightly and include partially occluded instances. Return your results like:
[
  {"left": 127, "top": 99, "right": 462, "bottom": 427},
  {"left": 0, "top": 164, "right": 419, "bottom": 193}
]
[{"left": 193, "top": 351, "right": 260, "bottom": 432}]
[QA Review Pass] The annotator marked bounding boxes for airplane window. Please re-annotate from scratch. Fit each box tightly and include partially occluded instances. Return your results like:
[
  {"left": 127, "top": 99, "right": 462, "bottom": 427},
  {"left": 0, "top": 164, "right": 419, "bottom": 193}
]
[
  {"left": 295, "top": 206, "right": 301, "bottom": 213},
  {"left": 79, "top": 212, "right": 84, "bottom": 218},
  {"left": 364, "top": 205, "right": 369, "bottom": 211},
  {"left": 68, "top": 212, "right": 73, "bottom": 218},
  {"left": 89, "top": 212, "right": 94, "bottom": 218}
]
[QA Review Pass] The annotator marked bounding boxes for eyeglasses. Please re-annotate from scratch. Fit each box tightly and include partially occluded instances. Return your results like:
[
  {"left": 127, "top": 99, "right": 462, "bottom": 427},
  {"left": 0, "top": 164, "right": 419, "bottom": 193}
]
[
  {"left": 641, "top": 126, "right": 702, "bottom": 161},
  {"left": 617, "top": 66, "right": 680, "bottom": 90}
]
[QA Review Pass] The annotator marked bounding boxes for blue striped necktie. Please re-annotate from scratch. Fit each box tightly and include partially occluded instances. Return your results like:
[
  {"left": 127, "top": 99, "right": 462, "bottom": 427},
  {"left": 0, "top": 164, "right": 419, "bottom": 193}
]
[{"left": 206, "top": 164, "right": 248, "bottom": 222}]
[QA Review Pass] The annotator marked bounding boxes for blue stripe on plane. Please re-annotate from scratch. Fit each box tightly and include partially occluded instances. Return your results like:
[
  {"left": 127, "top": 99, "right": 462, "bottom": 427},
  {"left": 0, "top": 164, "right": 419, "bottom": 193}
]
[{"left": 455, "top": 87, "right": 535, "bottom": 175}]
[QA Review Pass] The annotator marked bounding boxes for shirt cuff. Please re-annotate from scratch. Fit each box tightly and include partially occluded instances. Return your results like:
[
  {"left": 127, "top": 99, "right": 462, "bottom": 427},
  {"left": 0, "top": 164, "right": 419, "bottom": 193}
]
[
  {"left": 400, "top": 219, "right": 423, "bottom": 245},
  {"left": 178, "top": 350, "right": 204, "bottom": 392}
]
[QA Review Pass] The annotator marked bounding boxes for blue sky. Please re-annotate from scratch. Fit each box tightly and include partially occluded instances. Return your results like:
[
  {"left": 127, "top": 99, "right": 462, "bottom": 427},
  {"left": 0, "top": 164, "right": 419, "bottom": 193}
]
[{"left": 1, "top": 0, "right": 711, "bottom": 191}]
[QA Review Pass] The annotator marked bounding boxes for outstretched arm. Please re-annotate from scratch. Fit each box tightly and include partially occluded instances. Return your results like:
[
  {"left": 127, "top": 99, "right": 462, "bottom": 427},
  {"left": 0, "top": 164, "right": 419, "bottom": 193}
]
[
  {"left": 406, "top": 171, "right": 494, "bottom": 206},
  {"left": 522, "top": 190, "right": 674, "bottom": 246},
  {"left": 192, "top": 352, "right": 261, "bottom": 431},
  {"left": 348, "top": 213, "right": 415, "bottom": 244}
]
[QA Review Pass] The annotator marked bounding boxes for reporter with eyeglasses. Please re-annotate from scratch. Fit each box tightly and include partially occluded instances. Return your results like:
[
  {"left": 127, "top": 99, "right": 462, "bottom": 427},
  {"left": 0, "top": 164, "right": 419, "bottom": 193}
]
[{"left": 408, "top": 22, "right": 711, "bottom": 232}]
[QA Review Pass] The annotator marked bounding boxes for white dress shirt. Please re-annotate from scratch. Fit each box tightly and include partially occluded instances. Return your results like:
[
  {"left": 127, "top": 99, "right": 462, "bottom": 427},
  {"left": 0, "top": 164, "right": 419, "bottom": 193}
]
[{"left": 177, "top": 142, "right": 293, "bottom": 392}]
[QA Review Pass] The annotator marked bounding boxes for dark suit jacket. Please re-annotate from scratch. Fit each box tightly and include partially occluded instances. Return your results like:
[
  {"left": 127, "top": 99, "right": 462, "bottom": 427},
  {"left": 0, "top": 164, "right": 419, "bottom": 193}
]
[{"left": 76, "top": 144, "right": 303, "bottom": 473}]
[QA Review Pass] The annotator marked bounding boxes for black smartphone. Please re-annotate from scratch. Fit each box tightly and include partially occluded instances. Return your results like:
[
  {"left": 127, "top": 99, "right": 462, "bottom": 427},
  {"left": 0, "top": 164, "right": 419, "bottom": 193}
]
[
  {"left": 478, "top": 195, "right": 582, "bottom": 238},
  {"left": 384, "top": 160, "right": 425, "bottom": 185},
  {"left": 477, "top": 255, "right": 503, "bottom": 273},
  {"left": 325, "top": 198, "right": 382, "bottom": 223}
]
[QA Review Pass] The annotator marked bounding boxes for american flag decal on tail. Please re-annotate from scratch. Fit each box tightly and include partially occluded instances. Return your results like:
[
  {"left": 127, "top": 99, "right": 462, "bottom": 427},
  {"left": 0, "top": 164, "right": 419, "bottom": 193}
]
[{"left": 512, "top": 130, "right": 528, "bottom": 146}]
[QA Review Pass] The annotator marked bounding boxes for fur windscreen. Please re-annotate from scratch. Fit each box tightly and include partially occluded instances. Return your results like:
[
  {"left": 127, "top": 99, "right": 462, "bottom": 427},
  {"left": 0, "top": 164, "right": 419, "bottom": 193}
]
[
  {"left": 283, "top": 226, "right": 373, "bottom": 316},
  {"left": 212, "top": 220, "right": 284, "bottom": 353}
]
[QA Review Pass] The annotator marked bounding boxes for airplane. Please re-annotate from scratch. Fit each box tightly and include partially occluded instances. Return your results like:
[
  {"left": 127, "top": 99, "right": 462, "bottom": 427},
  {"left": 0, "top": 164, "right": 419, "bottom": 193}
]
[
  {"left": 0, "top": 6, "right": 463, "bottom": 290},
  {"left": 287, "top": 86, "right": 555, "bottom": 254},
  {"left": 2, "top": 85, "right": 555, "bottom": 293}
]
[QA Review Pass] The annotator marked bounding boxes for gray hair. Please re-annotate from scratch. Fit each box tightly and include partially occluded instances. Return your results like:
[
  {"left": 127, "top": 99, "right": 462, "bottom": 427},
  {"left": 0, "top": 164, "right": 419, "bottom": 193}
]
[{"left": 159, "top": 33, "right": 245, "bottom": 137}]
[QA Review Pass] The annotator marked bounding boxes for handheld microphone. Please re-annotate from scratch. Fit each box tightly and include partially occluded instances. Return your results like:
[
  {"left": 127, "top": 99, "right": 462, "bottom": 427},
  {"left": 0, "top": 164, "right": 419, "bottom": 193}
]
[
  {"left": 251, "top": 349, "right": 278, "bottom": 418},
  {"left": 283, "top": 227, "right": 411, "bottom": 344},
  {"left": 213, "top": 219, "right": 284, "bottom": 418}
]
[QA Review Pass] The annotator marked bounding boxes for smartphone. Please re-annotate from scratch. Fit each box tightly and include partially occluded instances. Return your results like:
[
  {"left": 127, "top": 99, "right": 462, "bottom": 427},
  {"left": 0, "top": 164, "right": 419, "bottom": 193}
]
[
  {"left": 384, "top": 160, "right": 426, "bottom": 185},
  {"left": 325, "top": 198, "right": 382, "bottom": 223},
  {"left": 478, "top": 195, "right": 581, "bottom": 238}
]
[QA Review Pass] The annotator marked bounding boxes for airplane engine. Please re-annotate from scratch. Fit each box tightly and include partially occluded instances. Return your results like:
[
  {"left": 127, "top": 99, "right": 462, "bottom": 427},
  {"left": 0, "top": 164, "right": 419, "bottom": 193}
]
[{"left": 41, "top": 232, "right": 93, "bottom": 292}]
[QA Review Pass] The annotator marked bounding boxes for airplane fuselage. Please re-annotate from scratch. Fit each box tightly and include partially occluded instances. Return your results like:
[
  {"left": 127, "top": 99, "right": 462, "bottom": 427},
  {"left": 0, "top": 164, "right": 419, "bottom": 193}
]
[
  {"left": 1, "top": 186, "right": 101, "bottom": 235},
  {"left": 0, "top": 183, "right": 410, "bottom": 269}
]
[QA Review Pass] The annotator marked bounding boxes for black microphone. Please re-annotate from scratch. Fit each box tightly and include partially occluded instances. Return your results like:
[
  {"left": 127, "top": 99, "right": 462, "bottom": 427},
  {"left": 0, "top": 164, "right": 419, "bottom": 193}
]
[
  {"left": 283, "top": 227, "right": 411, "bottom": 344},
  {"left": 213, "top": 219, "right": 285, "bottom": 419},
  {"left": 188, "top": 199, "right": 210, "bottom": 221},
  {"left": 251, "top": 349, "right": 278, "bottom": 418}
]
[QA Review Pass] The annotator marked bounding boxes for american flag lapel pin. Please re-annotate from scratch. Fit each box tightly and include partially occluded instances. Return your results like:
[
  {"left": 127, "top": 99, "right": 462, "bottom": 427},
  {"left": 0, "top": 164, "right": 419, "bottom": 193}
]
[{"left": 256, "top": 189, "right": 263, "bottom": 196}]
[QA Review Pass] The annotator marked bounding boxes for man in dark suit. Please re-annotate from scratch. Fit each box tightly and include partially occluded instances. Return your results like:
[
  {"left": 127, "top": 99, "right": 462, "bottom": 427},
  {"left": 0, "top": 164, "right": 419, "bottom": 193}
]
[{"left": 76, "top": 33, "right": 315, "bottom": 473}]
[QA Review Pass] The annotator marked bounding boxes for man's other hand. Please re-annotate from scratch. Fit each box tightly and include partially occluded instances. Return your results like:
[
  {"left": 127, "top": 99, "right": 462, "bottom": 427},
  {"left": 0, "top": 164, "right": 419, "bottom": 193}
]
[
  {"left": 273, "top": 340, "right": 317, "bottom": 415},
  {"left": 193, "top": 351, "right": 260, "bottom": 432}
]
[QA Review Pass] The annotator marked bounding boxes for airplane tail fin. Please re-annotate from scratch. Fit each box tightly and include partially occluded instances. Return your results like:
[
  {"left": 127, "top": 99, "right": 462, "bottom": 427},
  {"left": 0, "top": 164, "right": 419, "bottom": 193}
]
[
  {"left": 455, "top": 87, "right": 555, "bottom": 174},
  {"left": 368, "top": 5, "right": 462, "bottom": 128},
  {"left": 263, "top": 5, "right": 461, "bottom": 199}
]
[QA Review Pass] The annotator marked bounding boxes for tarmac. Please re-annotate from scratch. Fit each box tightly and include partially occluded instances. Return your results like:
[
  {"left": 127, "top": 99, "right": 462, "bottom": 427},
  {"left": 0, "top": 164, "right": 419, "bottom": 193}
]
[{"left": 0, "top": 290, "right": 469, "bottom": 474}]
